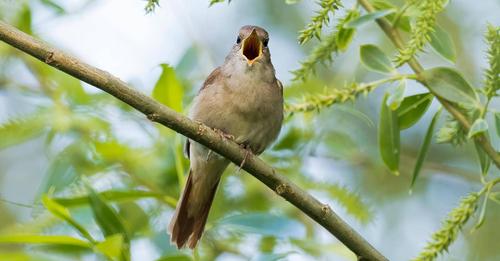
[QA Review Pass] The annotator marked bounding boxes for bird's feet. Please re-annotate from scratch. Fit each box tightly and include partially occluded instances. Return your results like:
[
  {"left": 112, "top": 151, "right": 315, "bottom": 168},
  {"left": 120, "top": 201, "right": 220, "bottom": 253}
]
[{"left": 213, "top": 128, "right": 235, "bottom": 141}]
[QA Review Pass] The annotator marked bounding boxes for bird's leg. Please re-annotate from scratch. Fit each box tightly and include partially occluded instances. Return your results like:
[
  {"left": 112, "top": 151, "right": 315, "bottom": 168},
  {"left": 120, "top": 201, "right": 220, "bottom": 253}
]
[{"left": 237, "top": 143, "right": 253, "bottom": 173}]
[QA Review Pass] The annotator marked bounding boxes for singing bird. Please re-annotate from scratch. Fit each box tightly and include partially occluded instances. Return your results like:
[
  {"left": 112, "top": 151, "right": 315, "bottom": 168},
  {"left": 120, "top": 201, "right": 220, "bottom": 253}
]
[{"left": 168, "top": 25, "right": 284, "bottom": 249}]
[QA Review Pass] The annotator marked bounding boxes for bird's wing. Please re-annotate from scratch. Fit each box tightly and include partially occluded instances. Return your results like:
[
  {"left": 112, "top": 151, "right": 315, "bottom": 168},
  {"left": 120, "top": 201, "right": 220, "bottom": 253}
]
[{"left": 184, "top": 67, "right": 223, "bottom": 159}]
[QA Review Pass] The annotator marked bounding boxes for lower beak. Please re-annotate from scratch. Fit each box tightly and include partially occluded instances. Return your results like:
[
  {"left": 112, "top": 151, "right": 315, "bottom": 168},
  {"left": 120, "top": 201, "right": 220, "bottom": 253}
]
[{"left": 242, "top": 29, "right": 262, "bottom": 65}]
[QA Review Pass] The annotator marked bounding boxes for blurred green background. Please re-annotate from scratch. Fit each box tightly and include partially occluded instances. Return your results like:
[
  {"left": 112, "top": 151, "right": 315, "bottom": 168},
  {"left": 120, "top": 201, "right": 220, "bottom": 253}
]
[{"left": 0, "top": 0, "right": 499, "bottom": 260}]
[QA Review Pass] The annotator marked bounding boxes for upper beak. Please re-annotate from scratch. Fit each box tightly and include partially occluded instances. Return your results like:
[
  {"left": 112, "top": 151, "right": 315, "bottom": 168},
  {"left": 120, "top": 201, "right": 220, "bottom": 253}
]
[{"left": 242, "top": 29, "right": 262, "bottom": 65}]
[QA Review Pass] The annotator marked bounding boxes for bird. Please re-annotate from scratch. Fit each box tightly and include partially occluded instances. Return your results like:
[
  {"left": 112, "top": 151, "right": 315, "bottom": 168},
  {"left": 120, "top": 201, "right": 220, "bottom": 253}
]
[{"left": 168, "top": 25, "right": 284, "bottom": 249}]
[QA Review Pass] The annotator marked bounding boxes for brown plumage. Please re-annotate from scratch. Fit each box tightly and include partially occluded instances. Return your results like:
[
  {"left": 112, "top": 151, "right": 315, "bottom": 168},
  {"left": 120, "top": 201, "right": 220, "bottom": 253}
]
[{"left": 168, "top": 25, "right": 283, "bottom": 249}]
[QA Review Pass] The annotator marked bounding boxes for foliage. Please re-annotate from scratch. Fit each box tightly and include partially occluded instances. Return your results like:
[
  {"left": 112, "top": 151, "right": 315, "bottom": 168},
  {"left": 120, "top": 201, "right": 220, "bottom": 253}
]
[{"left": 0, "top": 1, "right": 499, "bottom": 261}]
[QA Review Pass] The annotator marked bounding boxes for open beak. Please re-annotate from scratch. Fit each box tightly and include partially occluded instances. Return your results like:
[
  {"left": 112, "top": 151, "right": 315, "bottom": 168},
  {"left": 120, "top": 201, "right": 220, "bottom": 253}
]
[{"left": 241, "top": 29, "right": 262, "bottom": 65}]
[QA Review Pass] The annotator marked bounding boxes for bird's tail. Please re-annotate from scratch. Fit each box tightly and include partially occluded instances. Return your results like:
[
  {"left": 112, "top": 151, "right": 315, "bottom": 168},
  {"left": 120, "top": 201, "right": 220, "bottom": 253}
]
[{"left": 168, "top": 169, "right": 221, "bottom": 249}]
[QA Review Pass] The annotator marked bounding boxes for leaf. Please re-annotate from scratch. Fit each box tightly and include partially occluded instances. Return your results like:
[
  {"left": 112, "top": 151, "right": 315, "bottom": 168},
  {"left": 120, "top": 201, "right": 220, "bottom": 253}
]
[
  {"left": 410, "top": 108, "right": 442, "bottom": 190},
  {"left": 496, "top": 113, "right": 500, "bottom": 137},
  {"left": 40, "top": 0, "right": 66, "bottom": 14},
  {"left": 473, "top": 188, "right": 491, "bottom": 231},
  {"left": 336, "top": 11, "right": 359, "bottom": 52},
  {"left": 42, "top": 196, "right": 95, "bottom": 243},
  {"left": 94, "top": 234, "right": 124, "bottom": 261},
  {"left": 152, "top": 64, "right": 184, "bottom": 112},
  {"left": 54, "top": 190, "right": 176, "bottom": 208},
  {"left": 421, "top": 67, "right": 479, "bottom": 106},
  {"left": 345, "top": 9, "right": 396, "bottom": 28},
  {"left": 87, "top": 187, "right": 129, "bottom": 240},
  {"left": 467, "top": 118, "right": 488, "bottom": 139},
  {"left": 87, "top": 186, "right": 130, "bottom": 260},
  {"left": 474, "top": 141, "right": 491, "bottom": 177},
  {"left": 0, "top": 235, "right": 92, "bottom": 248},
  {"left": 379, "top": 94, "right": 400, "bottom": 175},
  {"left": 214, "top": 213, "right": 304, "bottom": 238},
  {"left": 386, "top": 80, "right": 406, "bottom": 110},
  {"left": 360, "top": 44, "right": 395, "bottom": 74},
  {"left": 396, "top": 93, "right": 433, "bottom": 130},
  {"left": 156, "top": 255, "right": 193, "bottom": 261},
  {"left": 429, "top": 25, "right": 456, "bottom": 62},
  {"left": 251, "top": 252, "right": 296, "bottom": 261},
  {"left": 371, "top": 0, "right": 411, "bottom": 32},
  {"left": 0, "top": 111, "right": 48, "bottom": 150}
]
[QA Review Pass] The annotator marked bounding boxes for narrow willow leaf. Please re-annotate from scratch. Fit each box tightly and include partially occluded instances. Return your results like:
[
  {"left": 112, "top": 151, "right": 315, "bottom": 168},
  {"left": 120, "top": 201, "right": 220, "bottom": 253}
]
[
  {"left": 379, "top": 94, "right": 400, "bottom": 175},
  {"left": 156, "top": 255, "right": 193, "bottom": 261},
  {"left": 214, "top": 213, "right": 304, "bottom": 238},
  {"left": 0, "top": 235, "right": 92, "bottom": 248},
  {"left": 495, "top": 113, "right": 500, "bottom": 137},
  {"left": 410, "top": 108, "right": 442, "bottom": 190},
  {"left": 42, "top": 196, "right": 95, "bottom": 243},
  {"left": 87, "top": 186, "right": 130, "bottom": 260},
  {"left": 397, "top": 93, "right": 433, "bottom": 130},
  {"left": 360, "top": 44, "right": 395, "bottom": 74},
  {"left": 345, "top": 9, "right": 396, "bottom": 28},
  {"left": 336, "top": 10, "right": 360, "bottom": 51},
  {"left": 40, "top": 0, "right": 66, "bottom": 14},
  {"left": 87, "top": 187, "right": 129, "bottom": 241},
  {"left": 467, "top": 118, "right": 488, "bottom": 139},
  {"left": 94, "top": 234, "right": 124, "bottom": 261},
  {"left": 473, "top": 189, "right": 491, "bottom": 231},
  {"left": 0, "top": 111, "right": 48, "bottom": 150},
  {"left": 152, "top": 64, "right": 184, "bottom": 112},
  {"left": 387, "top": 80, "right": 406, "bottom": 110},
  {"left": 421, "top": 67, "right": 479, "bottom": 106},
  {"left": 54, "top": 190, "right": 176, "bottom": 208},
  {"left": 430, "top": 25, "right": 456, "bottom": 63},
  {"left": 474, "top": 141, "right": 491, "bottom": 177},
  {"left": 371, "top": 0, "right": 411, "bottom": 32}
]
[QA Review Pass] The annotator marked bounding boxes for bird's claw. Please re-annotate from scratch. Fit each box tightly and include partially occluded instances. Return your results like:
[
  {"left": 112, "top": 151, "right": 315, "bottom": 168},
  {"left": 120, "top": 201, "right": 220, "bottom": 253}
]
[{"left": 213, "top": 128, "right": 235, "bottom": 141}]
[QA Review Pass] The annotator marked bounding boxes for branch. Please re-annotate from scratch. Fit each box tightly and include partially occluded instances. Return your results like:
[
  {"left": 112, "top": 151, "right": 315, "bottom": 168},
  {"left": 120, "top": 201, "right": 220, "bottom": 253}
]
[
  {"left": 0, "top": 21, "right": 388, "bottom": 261},
  {"left": 358, "top": 0, "right": 500, "bottom": 169}
]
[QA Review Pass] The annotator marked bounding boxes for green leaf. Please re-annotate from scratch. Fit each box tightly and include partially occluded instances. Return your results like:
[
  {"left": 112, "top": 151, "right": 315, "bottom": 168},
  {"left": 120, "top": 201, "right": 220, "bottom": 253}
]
[
  {"left": 40, "top": 0, "right": 66, "bottom": 14},
  {"left": 473, "top": 188, "right": 491, "bottom": 231},
  {"left": 379, "top": 94, "right": 400, "bottom": 175},
  {"left": 87, "top": 186, "right": 130, "bottom": 260},
  {"left": 336, "top": 10, "right": 359, "bottom": 51},
  {"left": 156, "top": 255, "right": 193, "bottom": 261},
  {"left": 397, "top": 93, "right": 433, "bottom": 130},
  {"left": 429, "top": 25, "right": 456, "bottom": 63},
  {"left": 54, "top": 190, "right": 176, "bottom": 208},
  {"left": 494, "top": 113, "right": 500, "bottom": 137},
  {"left": 94, "top": 234, "right": 124, "bottom": 261},
  {"left": 360, "top": 44, "right": 395, "bottom": 74},
  {"left": 474, "top": 141, "right": 491, "bottom": 177},
  {"left": 0, "top": 235, "right": 92, "bottom": 248},
  {"left": 421, "top": 67, "right": 479, "bottom": 106},
  {"left": 371, "top": 0, "right": 411, "bottom": 32},
  {"left": 152, "top": 64, "right": 184, "bottom": 112},
  {"left": 251, "top": 252, "right": 296, "bottom": 261},
  {"left": 410, "top": 108, "right": 442, "bottom": 190},
  {"left": 345, "top": 9, "right": 396, "bottom": 28},
  {"left": 0, "top": 111, "right": 48, "bottom": 150},
  {"left": 467, "top": 118, "right": 488, "bottom": 139},
  {"left": 214, "top": 213, "right": 304, "bottom": 238},
  {"left": 386, "top": 80, "right": 406, "bottom": 110},
  {"left": 42, "top": 196, "right": 95, "bottom": 243},
  {"left": 87, "top": 187, "right": 129, "bottom": 240}
]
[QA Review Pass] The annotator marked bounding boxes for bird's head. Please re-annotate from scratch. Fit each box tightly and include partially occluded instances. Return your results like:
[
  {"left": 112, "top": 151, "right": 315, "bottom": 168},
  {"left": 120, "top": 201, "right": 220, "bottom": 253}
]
[{"left": 233, "top": 25, "right": 270, "bottom": 66}]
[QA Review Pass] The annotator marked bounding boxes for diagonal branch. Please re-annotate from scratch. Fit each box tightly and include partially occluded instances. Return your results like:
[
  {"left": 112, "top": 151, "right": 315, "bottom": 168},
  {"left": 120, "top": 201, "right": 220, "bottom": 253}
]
[
  {"left": 0, "top": 21, "right": 388, "bottom": 261},
  {"left": 358, "top": 0, "right": 500, "bottom": 169}
]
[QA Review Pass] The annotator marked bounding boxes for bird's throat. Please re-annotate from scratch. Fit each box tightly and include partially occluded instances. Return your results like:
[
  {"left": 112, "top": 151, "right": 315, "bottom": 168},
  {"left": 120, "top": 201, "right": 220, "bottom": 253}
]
[{"left": 242, "top": 30, "right": 262, "bottom": 64}]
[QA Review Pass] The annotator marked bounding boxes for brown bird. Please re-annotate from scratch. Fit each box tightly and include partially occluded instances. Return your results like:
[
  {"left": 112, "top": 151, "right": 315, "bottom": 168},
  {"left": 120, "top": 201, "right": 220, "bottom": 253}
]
[{"left": 168, "top": 25, "right": 283, "bottom": 249}]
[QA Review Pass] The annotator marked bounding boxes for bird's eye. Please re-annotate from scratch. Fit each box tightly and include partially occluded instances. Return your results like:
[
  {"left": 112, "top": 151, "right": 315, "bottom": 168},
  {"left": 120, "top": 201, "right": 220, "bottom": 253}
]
[
  {"left": 263, "top": 38, "right": 269, "bottom": 47},
  {"left": 236, "top": 36, "right": 242, "bottom": 44}
]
